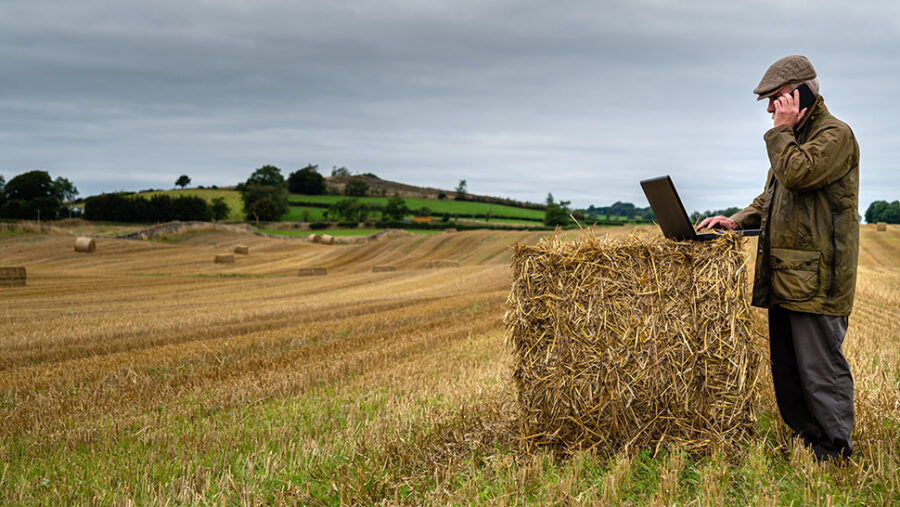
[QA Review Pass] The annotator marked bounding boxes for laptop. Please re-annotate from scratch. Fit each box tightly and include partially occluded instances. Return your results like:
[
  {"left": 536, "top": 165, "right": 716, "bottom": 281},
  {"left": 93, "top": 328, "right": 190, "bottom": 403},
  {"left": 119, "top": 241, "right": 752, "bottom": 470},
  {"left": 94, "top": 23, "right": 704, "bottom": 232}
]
[{"left": 640, "top": 175, "right": 761, "bottom": 241}]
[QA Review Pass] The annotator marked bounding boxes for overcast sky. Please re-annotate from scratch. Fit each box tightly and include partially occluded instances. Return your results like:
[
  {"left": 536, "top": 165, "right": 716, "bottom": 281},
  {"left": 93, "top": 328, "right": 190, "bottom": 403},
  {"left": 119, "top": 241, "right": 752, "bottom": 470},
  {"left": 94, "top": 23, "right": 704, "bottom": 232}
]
[{"left": 1, "top": 0, "right": 897, "bottom": 213}]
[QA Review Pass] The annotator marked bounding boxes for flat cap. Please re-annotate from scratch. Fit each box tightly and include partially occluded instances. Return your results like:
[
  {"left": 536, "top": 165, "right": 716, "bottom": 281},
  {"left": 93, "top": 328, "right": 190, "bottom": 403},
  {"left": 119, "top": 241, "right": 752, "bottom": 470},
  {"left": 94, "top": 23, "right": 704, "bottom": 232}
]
[{"left": 754, "top": 55, "right": 816, "bottom": 100}]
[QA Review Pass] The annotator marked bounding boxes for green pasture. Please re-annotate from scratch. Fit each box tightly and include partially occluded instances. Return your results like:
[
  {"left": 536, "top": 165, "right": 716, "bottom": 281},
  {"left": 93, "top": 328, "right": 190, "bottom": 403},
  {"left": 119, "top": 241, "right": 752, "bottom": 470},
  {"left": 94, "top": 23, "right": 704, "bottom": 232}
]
[
  {"left": 281, "top": 206, "right": 329, "bottom": 222},
  {"left": 288, "top": 195, "right": 545, "bottom": 220}
]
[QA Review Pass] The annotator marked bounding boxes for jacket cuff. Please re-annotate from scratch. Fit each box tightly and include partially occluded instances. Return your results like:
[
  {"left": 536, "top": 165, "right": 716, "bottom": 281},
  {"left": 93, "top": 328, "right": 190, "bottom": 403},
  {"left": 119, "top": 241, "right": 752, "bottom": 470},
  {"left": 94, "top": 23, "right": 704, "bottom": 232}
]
[
  {"left": 764, "top": 125, "right": 795, "bottom": 161},
  {"left": 729, "top": 210, "right": 753, "bottom": 229}
]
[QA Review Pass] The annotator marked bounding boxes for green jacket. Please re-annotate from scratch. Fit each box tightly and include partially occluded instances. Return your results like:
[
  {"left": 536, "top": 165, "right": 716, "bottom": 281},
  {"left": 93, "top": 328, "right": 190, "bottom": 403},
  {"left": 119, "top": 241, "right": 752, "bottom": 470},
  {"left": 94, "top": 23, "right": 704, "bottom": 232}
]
[{"left": 730, "top": 96, "right": 859, "bottom": 316}]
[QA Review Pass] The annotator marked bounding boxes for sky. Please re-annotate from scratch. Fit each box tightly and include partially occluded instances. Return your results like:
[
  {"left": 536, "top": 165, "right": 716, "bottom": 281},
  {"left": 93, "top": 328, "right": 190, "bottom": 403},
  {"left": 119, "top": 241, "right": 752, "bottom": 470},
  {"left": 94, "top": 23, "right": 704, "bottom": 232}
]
[{"left": 1, "top": 0, "right": 897, "bottom": 214}]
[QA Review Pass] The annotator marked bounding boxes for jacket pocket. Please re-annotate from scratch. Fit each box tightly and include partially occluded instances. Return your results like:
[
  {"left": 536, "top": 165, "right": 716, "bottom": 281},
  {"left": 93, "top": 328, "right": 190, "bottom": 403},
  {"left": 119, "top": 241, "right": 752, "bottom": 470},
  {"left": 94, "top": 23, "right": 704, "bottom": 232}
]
[{"left": 770, "top": 248, "right": 821, "bottom": 302}]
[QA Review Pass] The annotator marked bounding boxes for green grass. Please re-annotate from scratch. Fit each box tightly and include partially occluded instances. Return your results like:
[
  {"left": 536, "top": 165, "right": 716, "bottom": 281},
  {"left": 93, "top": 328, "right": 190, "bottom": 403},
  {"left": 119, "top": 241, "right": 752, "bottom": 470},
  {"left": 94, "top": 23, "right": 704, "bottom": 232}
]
[
  {"left": 289, "top": 195, "right": 545, "bottom": 220},
  {"left": 130, "top": 190, "right": 549, "bottom": 224},
  {"left": 281, "top": 206, "right": 328, "bottom": 222},
  {"left": 6, "top": 378, "right": 888, "bottom": 505},
  {"left": 134, "top": 189, "right": 245, "bottom": 221}
]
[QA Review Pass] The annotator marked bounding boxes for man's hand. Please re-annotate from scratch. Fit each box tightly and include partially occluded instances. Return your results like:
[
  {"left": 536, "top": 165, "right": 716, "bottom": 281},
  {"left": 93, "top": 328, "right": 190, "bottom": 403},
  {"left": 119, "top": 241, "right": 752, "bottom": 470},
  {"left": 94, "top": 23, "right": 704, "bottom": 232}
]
[
  {"left": 697, "top": 215, "right": 738, "bottom": 231},
  {"left": 773, "top": 89, "right": 808, "bottom": 128}
]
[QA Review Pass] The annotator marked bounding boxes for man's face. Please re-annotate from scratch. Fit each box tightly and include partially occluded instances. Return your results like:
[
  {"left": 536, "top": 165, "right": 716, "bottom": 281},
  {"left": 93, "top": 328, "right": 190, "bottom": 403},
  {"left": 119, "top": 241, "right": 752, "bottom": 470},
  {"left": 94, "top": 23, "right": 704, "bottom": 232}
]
[{"left": 766, "top": 84, "right": 794, "bottom": 114}]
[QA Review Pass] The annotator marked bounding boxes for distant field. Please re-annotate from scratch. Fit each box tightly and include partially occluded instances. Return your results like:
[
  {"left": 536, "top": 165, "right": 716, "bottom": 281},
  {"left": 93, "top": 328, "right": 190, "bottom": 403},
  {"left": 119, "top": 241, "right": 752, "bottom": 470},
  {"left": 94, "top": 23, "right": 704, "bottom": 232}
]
[
  {"left": 281, "top": 206, "right": 328, "bottom": 222},
  {"left": 131, "top": 190, "right": 545, "bottom": 223},
  {"left": 134, "top": 189, "right": 245, "bottom": 221},
  {"left": 289, "top": 195, "right": 545, "bottom": 220}
]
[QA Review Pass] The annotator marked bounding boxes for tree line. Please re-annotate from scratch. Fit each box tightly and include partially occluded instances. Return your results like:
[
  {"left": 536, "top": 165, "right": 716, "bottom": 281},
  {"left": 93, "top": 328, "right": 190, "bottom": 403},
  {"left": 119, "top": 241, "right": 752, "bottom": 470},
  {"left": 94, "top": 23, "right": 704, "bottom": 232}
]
[
  {"left": 84, "top": 193, "right": 230, "bottom": 222},
  {"left": 865, "top": 200, "right": 900, "bottom": 224},
  {"left": 0, "top": 170, "right": 78, "bottom": 220}
]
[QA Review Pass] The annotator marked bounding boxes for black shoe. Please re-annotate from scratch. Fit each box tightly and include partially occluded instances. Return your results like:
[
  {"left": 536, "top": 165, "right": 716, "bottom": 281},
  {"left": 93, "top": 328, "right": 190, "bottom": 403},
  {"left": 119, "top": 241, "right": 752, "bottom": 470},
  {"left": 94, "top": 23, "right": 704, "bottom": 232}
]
[{"left": 812, "top": 443, "right": 850, "bottom": 465}]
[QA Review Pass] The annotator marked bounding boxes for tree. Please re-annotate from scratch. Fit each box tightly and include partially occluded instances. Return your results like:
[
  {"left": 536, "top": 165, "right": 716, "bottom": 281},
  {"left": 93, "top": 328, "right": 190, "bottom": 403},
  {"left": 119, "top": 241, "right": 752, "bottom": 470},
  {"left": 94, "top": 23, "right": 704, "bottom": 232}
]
[
  {"left": 866, "top": 200, "right": 900, "bottom": 224},
  {"left": 288, "top": 165, "right": 325, "bottom": 195},
  {"left": 53, "top": 177, "right": 79, "bottom": 202},
  {"left": 455, "top": 179, "right": 467, "bottom": 200},
  {"left": 345, "top": 179, "right": 369, "bottom": 196},
  {"left": 245, "top": 196, "right": 282, "bottom": 224},
  {"left": 886, "top": 201, "right": 900, "bottom": 223},
  {"left": 331, "top": 166, "right": 351, "bottom": 177},
  {"left": 0, "top": 175, "right": 5, "bottom": 208},
  {"left": 245, "top": 165, "right": 285, "bottom": 187},
  {"left": 437, "top": 192, "right": 447, "bottom": 200},
  {"left": 175, "top": 175, "right": 191, "bottom": 189},
  {"left": 211, "top": 197, "right": 230, "bottom": 221},
  {"left": 239, "top": 165, "right": 289, "bottom": 223},
  {"left": 383, "top": 195, "right": 409, "bottom": 220},
  {"left": 1, "top": 170, "right": 60, "bottom": 220},
  {"left": 544, "top": 194, "right": 571, "bottom": 227},
  {"left": 328, "top": 198, "right": 368, "bottom": 222},
  {"left": 865, "top": 200, "right": 888, "bottom": 224}
]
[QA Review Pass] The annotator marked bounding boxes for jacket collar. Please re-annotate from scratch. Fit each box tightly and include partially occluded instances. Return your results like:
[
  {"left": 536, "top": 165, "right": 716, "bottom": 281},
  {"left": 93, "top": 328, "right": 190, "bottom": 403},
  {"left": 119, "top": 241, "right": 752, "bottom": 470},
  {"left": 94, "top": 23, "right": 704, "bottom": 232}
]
[{"left": 795, "top": 95, "right": 827, "bottom": 131}]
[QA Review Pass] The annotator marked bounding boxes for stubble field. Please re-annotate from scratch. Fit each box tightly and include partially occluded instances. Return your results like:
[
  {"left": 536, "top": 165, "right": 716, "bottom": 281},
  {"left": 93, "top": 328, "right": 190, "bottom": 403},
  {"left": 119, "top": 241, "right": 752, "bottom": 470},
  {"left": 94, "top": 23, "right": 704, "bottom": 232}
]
[{"left": 0, "top": 224, "right": 897, "bottom": 505}]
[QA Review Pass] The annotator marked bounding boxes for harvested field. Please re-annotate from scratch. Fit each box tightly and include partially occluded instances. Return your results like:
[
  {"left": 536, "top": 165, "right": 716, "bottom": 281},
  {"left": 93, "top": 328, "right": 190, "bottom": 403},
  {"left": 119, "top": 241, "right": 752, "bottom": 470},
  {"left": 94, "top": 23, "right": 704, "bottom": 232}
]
[
  {"left": 0, "top": 224, "right": 897, "bottom": 505},
  {"left": 298, "top": 267, "right": 328, "bottom": 276},
  {"left": 427, "top": 259, "right": 462, "bottom": 268},
  {"left": 372, "top": 265, "right": 397, "bottom": 272},
  {"left": 0, "top": 266, "right": 26, "bottom": 287}
]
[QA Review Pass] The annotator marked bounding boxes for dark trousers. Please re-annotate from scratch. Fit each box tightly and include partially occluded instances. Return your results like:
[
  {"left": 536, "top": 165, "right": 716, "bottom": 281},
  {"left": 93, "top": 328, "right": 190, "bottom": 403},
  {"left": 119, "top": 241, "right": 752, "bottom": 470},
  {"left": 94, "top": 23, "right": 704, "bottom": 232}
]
[{"left": 768, "top": 307, "right": 854, "bottom": 458}]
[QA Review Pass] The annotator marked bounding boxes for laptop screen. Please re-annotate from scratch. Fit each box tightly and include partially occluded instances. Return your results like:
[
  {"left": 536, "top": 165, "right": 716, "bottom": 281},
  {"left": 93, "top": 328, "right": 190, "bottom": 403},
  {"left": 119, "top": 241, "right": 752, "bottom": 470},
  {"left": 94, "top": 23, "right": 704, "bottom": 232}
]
[{"left": 640, "top": 175, "right": 698, "bottom": 241}]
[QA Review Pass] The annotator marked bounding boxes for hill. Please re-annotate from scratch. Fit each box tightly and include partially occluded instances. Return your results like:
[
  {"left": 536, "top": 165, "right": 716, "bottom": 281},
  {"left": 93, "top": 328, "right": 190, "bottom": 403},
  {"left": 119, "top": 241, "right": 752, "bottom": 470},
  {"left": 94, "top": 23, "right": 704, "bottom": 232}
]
[{"left": 325, "top": 174, "right": 545, "bottom": 210}]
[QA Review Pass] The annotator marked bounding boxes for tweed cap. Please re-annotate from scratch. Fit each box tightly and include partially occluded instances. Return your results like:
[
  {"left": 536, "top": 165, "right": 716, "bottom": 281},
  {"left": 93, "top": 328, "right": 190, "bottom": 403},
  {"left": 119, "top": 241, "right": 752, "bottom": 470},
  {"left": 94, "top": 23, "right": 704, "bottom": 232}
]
[{"left": 754, "top": 55, "right": 817, "bottom": 100}]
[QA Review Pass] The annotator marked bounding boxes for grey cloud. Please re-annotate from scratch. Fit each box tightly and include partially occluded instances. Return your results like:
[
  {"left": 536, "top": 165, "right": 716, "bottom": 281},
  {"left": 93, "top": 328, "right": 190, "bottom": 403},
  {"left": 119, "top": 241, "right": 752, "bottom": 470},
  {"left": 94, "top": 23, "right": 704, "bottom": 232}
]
[{"left": 1, "top": 1, "right": 897, "bottom": 213}]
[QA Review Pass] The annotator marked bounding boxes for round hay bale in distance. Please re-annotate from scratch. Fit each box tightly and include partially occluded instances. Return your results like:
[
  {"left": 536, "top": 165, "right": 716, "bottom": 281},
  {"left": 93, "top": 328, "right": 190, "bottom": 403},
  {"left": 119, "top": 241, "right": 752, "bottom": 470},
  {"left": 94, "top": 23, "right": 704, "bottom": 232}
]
[
  {"left": 876, "top": 222, "right": 887, "bottom": 232},
  {"left": 298, "top": 267, "right": 328, "bottom": 276},
  {"left": 443, "top": 228, "right": 457, "bottom": 233},
  {"left": 0, "top": 266, "right": 26, "bottom": 287},
  {"left": 234, "top": 245, "right": 250, "bottom": 255},
  {"left": 214, "top": 254, "right": 235, "bottom": 264},
  {"left": 320, "top": 234, "right": 335, "bottom": 245},
  {"left": 309, "top": 234, "right": 321, "bottom": 243},
  {"left": 74, "top": 237, "right": 96, "bottom": 253}
]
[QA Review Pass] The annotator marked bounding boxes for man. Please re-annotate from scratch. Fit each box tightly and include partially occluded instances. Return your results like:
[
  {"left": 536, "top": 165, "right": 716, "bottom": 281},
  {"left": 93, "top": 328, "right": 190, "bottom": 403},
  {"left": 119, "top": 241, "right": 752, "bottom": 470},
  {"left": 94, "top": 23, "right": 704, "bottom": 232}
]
[{"left": 697, "top": 55, "right": 859, "bottom": 462}]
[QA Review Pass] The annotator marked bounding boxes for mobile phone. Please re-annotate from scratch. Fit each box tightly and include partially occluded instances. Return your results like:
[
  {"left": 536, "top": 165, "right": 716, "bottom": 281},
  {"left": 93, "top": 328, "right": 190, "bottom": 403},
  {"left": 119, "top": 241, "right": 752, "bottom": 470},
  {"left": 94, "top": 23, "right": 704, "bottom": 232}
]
[{"left": 794, "top": 83, "right": 816, "bottom": 111}]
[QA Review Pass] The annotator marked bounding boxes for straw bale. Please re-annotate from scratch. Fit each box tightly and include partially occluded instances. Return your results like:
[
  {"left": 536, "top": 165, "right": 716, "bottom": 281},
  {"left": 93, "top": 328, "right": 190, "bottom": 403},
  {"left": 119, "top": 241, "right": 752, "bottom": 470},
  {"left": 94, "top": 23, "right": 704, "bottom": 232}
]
[
  {"left": 426, "top": 259, "right": 461, "bottom": 268},
  {"left": 504, "top": 231, "right": 761, "bottom": 456},
  {"left": 309, "top": 234, "right": 321, "bottom": 243},
  {"left": 444, "top": 228, "right": 457, "bottom": 233},
  {"left": 876, "top": 222, "right": 887, "bottom": 232},
  {"left": 234, "top": 245, "right": 250, "bottom": 255},
  {"left": 320, "top": 234, "right": 335, "bottom": 245},
  {"left": 372, "top": 265, "right": 396, "bottom": 272},
  {"left": 298, "top": 267, "right": 328, "bottom": 276},
  {"left": 73, "top": 237, "right": 96, "bottom": 253},
  {"left": 214, "top": 254, "right": 235, "bottom": 264},
  {"left": 0, "top": 266, "right": 26, "bottom": 287}
]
